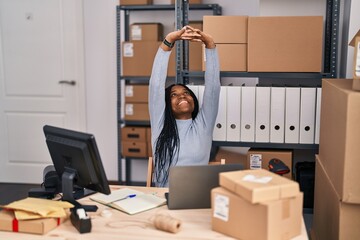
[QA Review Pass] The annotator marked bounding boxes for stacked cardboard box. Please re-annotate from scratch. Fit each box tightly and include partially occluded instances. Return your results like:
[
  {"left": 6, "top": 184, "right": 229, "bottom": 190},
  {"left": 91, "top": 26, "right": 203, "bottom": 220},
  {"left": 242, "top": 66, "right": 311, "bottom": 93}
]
[
  {"left": 124, "top": 84, "right": 150, "bottom": 121},
  {"left": 211, "top": 169, "right": 303, "bottom": 240},
  {"left": 246, "top": 149, "right": 293, "bottom": 179},
  {"left": 311, "top": 79, "right": 360, "bottom": 239},
  {"left": 121, "top": 126, "right": 152, "bottom": 157},
  {"left": 120, "top": 0, "right": 152, "bottom": 5},
  {"left": 203, "top": 16, "right": 248, "bottom": 72}
]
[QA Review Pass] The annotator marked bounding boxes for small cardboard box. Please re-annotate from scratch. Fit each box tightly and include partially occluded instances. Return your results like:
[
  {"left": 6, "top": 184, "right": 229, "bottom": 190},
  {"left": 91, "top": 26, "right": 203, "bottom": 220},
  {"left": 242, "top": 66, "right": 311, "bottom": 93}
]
[
  {"left": 319, "top": 79, "right": 360, "bottom": 203},
  {"left": 124, "top": 103, "right": 150, "bottom": 121},
  {"left": 125, "top": 84, "right": 149, "bottom": 103},
  {"left": 203, "top": 43, "right": 247, "bottom": 71},
  {"left": 121, "top": 126, "right": 148, "bottom": 142},
  {"left": 130, "top": 23, "right": 163, "bottom": 41},
  {"left": 120, "top": 0, "right": 152, "bottom": 5},
  {"left": 203, "top": 16, "right": 248, "bottom": 43},
  {"left": 211, "top": 187, "right": 303, "bottom": 240},
  {"left": 0, "top": 210, "right": 66, "bottom": 235},
  {"left": 349, "top": 30, "right": 360, "bottom": 90},
  {"left": 311, "top": 155, "right": 360, "bottom": 240},
  {"left": 121, "top": 141, "right": 147, "bottom": 157},
  {"left": 246, "top": 149, "right": 293, "bottom": 179},
  {"left": 248, "top": 16, "right": 323, "bottom": 72},
  {"left": 122, "top": 41, "right": 175, "bottom": 77},
  {"left": 219, "top": 169, "right": 299, "bottom": 204}
]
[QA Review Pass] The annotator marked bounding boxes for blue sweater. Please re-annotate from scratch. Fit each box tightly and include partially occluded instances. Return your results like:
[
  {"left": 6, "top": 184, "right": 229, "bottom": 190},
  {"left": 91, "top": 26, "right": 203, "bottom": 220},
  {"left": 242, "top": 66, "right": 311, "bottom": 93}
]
[{"left": 149, "top": 47, "right": 220, "bottom": 187}]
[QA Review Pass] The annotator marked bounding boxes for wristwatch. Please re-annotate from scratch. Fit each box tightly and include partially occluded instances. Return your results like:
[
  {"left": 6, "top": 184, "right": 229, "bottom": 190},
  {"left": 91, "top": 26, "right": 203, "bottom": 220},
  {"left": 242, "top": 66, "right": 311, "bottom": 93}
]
[{"left": 163, "top": 38, "right": 175, "bottom": 48}]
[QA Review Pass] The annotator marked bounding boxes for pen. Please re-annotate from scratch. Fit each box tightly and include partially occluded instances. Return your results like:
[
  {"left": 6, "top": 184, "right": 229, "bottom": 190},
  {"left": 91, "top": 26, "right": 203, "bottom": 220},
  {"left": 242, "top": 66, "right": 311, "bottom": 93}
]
[{"left": 110, "top": 194, "right": 137, "bottom": 204}]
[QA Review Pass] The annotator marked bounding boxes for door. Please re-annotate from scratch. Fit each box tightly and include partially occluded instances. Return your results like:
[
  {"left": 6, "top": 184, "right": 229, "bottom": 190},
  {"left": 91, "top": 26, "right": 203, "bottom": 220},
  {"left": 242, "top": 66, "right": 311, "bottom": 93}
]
[{"left": 0, "top": 0, "right": 86, "bottom": 183}]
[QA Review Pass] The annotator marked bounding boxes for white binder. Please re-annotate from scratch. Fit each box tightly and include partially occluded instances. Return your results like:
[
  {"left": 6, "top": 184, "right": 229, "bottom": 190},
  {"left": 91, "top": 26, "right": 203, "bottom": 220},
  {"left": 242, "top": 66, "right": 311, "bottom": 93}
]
[
  {"left": 213, "top": 86, "right": 227, "bottom": 141},
  {"left": 314, "top": 87, "right": 322, "bottom": 144},
  {"left": 240, "top": 86, "right": 256, "bottom": 142},
  {"left": 285, "top": 87, "right": 301, "bottom": 143},
  {"left": 226, "top": 86, "right": 241, "bottom": 141},
  {"left": 255, "top": 86, "right": 270, "bottom": 142},
  {"left": 270, "top": 87, "right": 286, "bottom": 143},
  {"left": 299, "top": 87, "right": 316, "bottom": 144}
]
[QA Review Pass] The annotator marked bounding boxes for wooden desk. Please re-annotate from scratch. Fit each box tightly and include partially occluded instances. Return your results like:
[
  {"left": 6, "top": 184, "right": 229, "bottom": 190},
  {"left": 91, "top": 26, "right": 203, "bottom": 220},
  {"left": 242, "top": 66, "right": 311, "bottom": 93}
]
[{"left": 0, "top": 186, "right": 309, "bottom": 240}]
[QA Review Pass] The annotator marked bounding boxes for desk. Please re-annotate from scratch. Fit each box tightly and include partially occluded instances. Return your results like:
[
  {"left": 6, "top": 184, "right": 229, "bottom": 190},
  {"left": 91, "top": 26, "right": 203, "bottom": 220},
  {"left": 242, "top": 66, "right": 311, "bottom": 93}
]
[{"left": 0, "top": 186, "right": 308, "bottom": 240}]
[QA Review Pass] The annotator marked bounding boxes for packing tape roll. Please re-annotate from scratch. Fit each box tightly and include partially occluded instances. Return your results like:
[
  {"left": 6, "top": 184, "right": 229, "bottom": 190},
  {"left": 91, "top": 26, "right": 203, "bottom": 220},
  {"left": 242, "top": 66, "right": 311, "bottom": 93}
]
[{"left": 153, "top": 214, "right": 182, "bottom": 233}]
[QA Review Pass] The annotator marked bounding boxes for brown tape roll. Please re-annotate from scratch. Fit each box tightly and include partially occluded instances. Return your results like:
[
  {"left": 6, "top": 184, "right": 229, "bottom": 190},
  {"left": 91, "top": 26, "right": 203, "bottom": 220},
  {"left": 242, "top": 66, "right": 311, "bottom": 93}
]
[{"left": 153, "top": 214, "right": 182, "bottom": 233}]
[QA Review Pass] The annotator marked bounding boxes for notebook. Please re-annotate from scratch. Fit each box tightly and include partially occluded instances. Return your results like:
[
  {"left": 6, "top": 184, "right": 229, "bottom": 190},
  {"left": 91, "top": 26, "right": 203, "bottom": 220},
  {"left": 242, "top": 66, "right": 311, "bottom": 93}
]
[
  {"left": 166, "top": 164, "right": 243, "bottom": 209},
  {"left": 90, "top": 188, "right": 166, "bottom": 215}
]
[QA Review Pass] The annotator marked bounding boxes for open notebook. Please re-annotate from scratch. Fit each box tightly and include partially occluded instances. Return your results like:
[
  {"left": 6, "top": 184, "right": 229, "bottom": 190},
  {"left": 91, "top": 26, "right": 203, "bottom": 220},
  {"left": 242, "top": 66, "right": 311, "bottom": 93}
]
[{"left": 90, "top": 188, "right": 166, "bottom": 215}]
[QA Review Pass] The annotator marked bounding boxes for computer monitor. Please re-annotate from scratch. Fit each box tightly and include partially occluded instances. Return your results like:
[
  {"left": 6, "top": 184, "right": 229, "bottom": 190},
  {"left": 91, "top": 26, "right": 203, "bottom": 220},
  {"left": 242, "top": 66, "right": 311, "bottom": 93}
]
[{"left": 43, "top": 125, "right": 111, "bottom": 211}]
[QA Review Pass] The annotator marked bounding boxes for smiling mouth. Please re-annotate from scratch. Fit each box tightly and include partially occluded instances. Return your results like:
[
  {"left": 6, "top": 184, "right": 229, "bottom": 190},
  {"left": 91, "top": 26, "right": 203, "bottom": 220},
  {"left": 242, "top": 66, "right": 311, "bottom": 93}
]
[{"left": 178, "top": 100, "right": 188, "bottom": 106}]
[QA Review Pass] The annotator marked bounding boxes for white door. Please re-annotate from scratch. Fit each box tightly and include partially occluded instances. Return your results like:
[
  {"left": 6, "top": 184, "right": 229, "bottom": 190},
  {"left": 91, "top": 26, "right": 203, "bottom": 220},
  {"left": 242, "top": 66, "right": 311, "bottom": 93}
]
[{"left": 0, "top": 0, "right": 86, "bottom": 183}]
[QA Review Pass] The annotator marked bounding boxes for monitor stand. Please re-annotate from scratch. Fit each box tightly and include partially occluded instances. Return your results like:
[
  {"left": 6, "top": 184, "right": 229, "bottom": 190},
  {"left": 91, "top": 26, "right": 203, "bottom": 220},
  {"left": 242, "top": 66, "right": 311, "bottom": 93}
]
[{"left": 62, "top": 168, "right": 98, "bottom": 212}]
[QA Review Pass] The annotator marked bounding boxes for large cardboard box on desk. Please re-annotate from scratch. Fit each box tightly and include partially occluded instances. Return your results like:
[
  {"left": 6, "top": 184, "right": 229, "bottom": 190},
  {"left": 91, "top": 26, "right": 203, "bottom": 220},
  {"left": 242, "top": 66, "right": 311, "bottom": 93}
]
[
  {"left": 0, "top": 210, "right": 67, "bottom": 235},
  {"left": 212, "top": 169, "right": 303, "bottom": 240},
  {"left": 319, "top": 79, "right": 360, "bottom": 203},
  {"left": 122, "top": 41, "right": 175, "bottom": 77},
  {"left": 248, "top": 16, "right": 323, "bottom": 72},
  {"left": 219, "top": 169, "right": 299, "bottom": 204},
  {"left": 311, "top": 155, "right": 360, "bottom": 240}
]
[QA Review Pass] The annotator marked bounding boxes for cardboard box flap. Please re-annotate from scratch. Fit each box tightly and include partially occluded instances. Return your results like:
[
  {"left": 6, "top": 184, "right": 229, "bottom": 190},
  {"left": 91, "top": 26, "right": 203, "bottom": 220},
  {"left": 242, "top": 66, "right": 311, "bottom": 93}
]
[
  {"left": 219, "top": 169, "right": 299, "bottom": 204},
  {"left": 349, "top": 29, "right": 360, "bottom": 47}
]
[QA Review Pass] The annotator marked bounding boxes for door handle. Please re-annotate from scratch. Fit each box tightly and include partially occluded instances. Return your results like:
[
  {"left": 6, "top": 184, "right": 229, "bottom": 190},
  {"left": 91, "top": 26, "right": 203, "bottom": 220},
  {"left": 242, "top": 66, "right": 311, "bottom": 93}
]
[{"left": 59, "top": 80, "right": 76, "bottom": 86}]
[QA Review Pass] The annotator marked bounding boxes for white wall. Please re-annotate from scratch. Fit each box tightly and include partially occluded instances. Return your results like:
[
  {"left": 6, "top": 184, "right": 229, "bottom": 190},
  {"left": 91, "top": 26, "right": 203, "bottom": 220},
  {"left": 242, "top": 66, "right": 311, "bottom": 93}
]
[{"left": 83, "top": 0, "right": 356, "bottom": 182}]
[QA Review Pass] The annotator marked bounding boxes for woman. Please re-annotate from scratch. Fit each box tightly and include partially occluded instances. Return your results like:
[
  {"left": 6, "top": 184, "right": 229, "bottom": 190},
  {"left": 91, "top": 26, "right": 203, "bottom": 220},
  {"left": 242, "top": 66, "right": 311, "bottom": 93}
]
[{"left": 149, "top": 25, "right": 220, "bottom": 187}]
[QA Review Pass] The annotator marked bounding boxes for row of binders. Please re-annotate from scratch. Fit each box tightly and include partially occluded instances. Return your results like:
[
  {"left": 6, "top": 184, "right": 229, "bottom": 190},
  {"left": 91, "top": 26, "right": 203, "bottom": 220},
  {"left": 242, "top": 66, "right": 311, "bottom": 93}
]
[{"left": 187, "top": 85, "right": 321, "bottom": 144}]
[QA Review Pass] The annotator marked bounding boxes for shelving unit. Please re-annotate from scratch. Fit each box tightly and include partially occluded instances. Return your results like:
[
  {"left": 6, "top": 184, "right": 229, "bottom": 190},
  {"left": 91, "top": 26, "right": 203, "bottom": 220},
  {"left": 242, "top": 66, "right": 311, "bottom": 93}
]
[{"left": 116, "top": 1, "right": 340, "bottom": 185}]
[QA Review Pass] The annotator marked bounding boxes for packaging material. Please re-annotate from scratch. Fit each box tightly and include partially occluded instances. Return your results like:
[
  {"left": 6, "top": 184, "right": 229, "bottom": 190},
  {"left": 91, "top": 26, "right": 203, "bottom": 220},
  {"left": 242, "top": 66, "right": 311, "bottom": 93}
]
[
  {"left": 349, "top": 30, "right": 360, "bottom": 89},
  {"left": 203, "top": 16, "right": 248, "bottom": 43},
  {"left": 121, "top": 126, "right": 148, "bottom": 142},
  {"left": 246, "top": 149, "right": 292, "bottom": 179},
  {"left": 311, "top": 155, "right": 360, "bottom": 240},
  {"left": 120, "top": 0, "right": 152, "bottom": 5},
  {"left": 121, "top": 141, "right": 148, "bottom": 157},
  {"left": 122, "top": 41, "right": 175, "bottom": 76},
  {"left": 319, "top": 79, "right": 360, "bottom": 203},
  {"left": 211, "top": 187, "right": 303, "bottom": 240},
  {"left": 124, "top": 103, "right": 150, "bottom": 121},
  {"left": 125, "top": 84, "right": 149, "bottom": 103},
  {"left": 130, "top": 23, "right": 163, "bottom": 41},
  {"left": 0, "top": 210, "right": 66, "bottom": 235},
  {"left": 219, "top": 169, "right": 299, "bottom": 204},
  {"left": 248, "top": 16, "right": 323, "bottom": 72}
]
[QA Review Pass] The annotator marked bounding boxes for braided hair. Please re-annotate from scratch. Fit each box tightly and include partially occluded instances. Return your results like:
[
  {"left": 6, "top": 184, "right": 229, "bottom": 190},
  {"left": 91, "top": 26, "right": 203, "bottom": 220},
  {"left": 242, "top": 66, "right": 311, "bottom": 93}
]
[{"left": 154, "top": 84, "right": 199, "bottom": 186}]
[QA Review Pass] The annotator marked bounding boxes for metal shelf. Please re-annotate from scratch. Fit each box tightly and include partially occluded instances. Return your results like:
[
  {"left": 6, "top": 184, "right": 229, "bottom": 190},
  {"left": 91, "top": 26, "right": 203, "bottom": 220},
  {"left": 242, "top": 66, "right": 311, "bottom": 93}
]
[{"left": 212, "top": 141, "right": 319, "bottom": 150}]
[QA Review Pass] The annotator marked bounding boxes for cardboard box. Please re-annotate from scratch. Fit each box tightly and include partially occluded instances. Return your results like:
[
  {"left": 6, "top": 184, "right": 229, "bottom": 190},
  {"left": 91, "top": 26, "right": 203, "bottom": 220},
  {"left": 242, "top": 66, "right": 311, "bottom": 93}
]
[
  {"left": 311, "top": 155, "right": 360, "bottom": 240},
  {"left": 213, "top": 148, "right": 247, "bottom": 166},
  {"left": 0, "top": 210, "right": 66, "bottom": 235},
  {"left": 121, "top": 126, "right": 148, "bottom": 142},
  {"left": 125, "top": 84, "right": 149, "bottom": 103},
  {"left": 219, "top": 169, "right": 300, "bottom": 204},
  {"left": 203, "top": 16, "right": 248, "bottom": 43},
  {"left": 122, "top": 41, "right": 175, "bottom": 76},
  {"left": 248, "top": 16, "right": 323, "bottom": 72},
  {"left": 203, "top": 43, "right": 247, "bottom": 71},
  {"left": 319, "top": 79, "right": 360, "bottom": 203},
  {"left": 246, "top": 149, "right": 293, "bottom": 179},
  {"left": 124, "top": 103, "right": 150, "bottom": 121},
  {"left": 121, "top": 141, "right": 147, "bottom": 157},
  {"left": 211, "top": 187, "right": 303, "bottom": 240},
  {"left": 130, "top": 23, "right": 163, "bottom": 41},
  {"left": 349, "top": 30, "right": 360, "bottom": 89},
  {"left": 120, "top": 0, "right": 152, "bottom": 5}
]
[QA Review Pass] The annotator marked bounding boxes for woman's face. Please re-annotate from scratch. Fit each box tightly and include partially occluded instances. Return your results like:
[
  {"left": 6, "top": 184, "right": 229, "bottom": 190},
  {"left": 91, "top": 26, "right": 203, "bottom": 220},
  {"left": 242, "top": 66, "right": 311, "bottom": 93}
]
[{"left": 170, "top": 85, "right": 194, "bottom": 120}]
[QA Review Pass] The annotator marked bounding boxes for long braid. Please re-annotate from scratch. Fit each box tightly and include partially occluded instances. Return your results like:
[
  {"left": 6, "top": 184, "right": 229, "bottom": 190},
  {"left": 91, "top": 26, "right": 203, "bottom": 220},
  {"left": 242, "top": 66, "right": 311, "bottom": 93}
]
[{"left": 154, "top": 84, "right": 199, "bottom": 187}]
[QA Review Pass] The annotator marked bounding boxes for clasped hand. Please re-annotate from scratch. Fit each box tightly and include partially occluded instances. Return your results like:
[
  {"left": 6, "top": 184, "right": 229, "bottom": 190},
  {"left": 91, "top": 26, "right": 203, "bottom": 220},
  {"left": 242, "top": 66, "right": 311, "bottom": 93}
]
[{"left": 166, "top": 25, "right": 216, "bottom": 49}]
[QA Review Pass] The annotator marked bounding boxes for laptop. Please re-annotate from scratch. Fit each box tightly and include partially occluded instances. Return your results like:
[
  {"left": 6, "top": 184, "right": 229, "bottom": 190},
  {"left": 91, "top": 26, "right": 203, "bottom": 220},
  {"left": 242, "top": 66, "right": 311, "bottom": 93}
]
[{"left": 166, "top": 164, "right": 243, "bottom": 209}]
